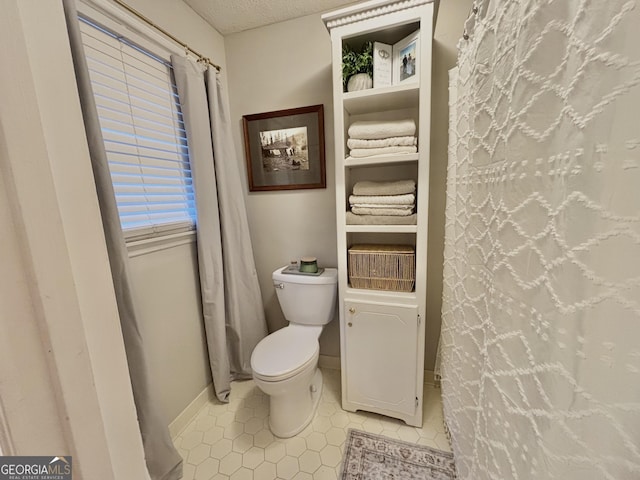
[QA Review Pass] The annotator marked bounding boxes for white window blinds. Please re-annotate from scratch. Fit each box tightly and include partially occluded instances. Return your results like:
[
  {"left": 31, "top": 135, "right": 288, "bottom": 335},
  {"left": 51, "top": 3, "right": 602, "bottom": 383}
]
[{"left": 79, "top": 17, "right": 196, "bottom": 240}]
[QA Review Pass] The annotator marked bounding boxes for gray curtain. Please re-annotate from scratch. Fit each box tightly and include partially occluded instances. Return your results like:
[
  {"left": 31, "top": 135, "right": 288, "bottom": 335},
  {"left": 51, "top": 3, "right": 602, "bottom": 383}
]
[
  {"left": 171, "top": 55, "right": 267, "bottom": 402},
  {"left": 62, "top": 2, "right": 182, "bottom": 479}
]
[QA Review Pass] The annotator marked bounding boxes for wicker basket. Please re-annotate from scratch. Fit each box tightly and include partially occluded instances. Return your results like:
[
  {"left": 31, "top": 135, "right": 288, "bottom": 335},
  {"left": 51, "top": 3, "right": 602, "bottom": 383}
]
[{"left": 348, "top": 244, "right": 415, "bottom": 292}]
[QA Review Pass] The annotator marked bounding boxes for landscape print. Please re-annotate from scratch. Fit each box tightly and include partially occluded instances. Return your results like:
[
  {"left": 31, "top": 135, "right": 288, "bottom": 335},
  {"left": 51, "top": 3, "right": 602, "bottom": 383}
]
[{"left": 259, "top": 126, "right": 309, "bottom": 172}]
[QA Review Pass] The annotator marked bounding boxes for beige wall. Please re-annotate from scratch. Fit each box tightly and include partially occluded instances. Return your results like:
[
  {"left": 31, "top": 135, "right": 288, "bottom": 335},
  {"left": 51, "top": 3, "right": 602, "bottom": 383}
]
[
  {"left": 225, "top": 4, "right": 471, "bottom": 370},
  {"left": 0, "top": 1, "right": 151, "bottom": 476},
  {"left": 426, "top": 0, "right": 472, "bottom": 370},
  {"left": 224, "top": 15, "right": 340, "bottom": 357},
  {"left": 128, "top": 241, "right": 210, "bottom": 424}
]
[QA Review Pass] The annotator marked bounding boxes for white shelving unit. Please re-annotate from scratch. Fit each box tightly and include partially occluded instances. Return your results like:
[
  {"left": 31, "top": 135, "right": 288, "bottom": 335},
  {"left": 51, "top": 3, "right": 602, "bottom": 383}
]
[{"left": 323, "top": 0, "right": 433, "bottom": 427}]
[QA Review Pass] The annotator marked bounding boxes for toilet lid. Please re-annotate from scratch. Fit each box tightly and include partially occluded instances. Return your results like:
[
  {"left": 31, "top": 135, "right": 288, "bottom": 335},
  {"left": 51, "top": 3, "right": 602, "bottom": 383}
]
[{"left": 251, "top": 327, "right": 319, "bottom": 380}]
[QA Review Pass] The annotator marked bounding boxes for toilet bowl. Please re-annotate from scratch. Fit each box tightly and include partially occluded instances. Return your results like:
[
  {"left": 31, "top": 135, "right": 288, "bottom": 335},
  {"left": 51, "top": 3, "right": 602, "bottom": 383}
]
[{"left": 251, "top": 266, "right": 337, "bottom": 438}]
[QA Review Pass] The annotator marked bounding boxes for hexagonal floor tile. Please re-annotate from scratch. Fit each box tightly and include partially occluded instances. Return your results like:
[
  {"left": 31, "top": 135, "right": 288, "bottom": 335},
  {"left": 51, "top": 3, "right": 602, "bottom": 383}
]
[
  {"left": 210, "top": 438, "right": 233, "bottom": 459},
  {"left": 313, "top": 465, "right": 338, "bottom": 480},
  {"left": 324, "top": 428, "right": 346, "bottom": 447},
  {"left": 253, "top": 428, "right": 274, "bottom": 448},
  {"left": 312, "top": 416, "right": 332, "bottom": 434},
  {"left": 222, "top": 421, "right": 245, "bottom": 440},
  {"left": 243, "top": 417, "right": 264, "bottom": 435},
  {"left": 181, "top": 463, "right": 195, "bottom": 480},
  {"left": 319, "top": 445, "right": 341, "bottom": 468},
  {"left": 264, "top": 441, "right": 286, "bottom": 463},
  {"left": 216, "top": 411, "right": 236, "bottom": 428},
  {"left": 181, "top": 430, "right": 205, "bottom": 451},
  {"left": 361, "top": 418, "right": 383, "bottom": 434},
  {"left": 203, "top": 426, "right": 225, "bottom": 445},
  {"left": 284, "top": 437, "right": 306, "bottom": 457},
  {"left": 171, "top": 369, "right": 449, "bottom": 480},
  {"left": 253, "top": 460, "right": 276, "bottom": 480},
  {"left": 276, "top": 455, "right": 300, "bottom": 480},
  {"left": 194, "top": 457, "right": 219, "bottom": 480},
  {"left": 232, "top": 433, "right": 254, "bottom": 454},
  {"left": 229, "top": 467, "right": 253, "bottom": 480},
  {"left": 187, "top": 443, "right": 211, "bottom": 466},
  {"left": 305, "top": 432, "right": 327, "bottom": 452},
  {"left": 397, "top": 426, "right": 420, "bottom": 443},
  {"left": 329, "top": 412, "right": 349, "bottom": 429},
  {"left": 242, "top": 446, "right": 265, "bottom": 469},
  {"left": 292, "top": 471, "right": 313, "bottom": 480},
  {"left": 195, "top": 414, "right": 216, "bottom": 432},
  {"left": 299, "top": 450, "right": 321, "bottom": 474},
  {"left": 234, "top": 407, "right": 254, "bottom": 423},
  {"left": 219, "top": 451, "right": 242, "bottom": 476}
]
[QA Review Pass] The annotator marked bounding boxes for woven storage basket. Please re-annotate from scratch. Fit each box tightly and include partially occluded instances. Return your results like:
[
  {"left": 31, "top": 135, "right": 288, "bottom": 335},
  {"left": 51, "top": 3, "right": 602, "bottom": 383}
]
[{"left": 348, "top": 244, "right": 415, "bottom": 292}]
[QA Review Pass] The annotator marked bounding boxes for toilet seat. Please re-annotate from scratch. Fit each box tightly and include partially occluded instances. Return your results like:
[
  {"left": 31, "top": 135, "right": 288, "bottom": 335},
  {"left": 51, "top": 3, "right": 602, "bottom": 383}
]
[{"left": 251, "top": 327, "right": 319, "bottom": 382}]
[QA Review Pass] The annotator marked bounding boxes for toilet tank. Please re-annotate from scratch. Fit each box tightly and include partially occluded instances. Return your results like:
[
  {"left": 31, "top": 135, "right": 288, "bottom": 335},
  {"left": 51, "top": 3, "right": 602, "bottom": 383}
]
[{"left": 272, "top": 266, "right": 338, "bottom": 325}]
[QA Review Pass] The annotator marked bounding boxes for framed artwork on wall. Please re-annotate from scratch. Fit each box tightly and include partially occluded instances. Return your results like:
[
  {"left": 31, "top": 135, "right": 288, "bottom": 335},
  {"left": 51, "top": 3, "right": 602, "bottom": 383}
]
[
  {"left": 393, "top": 30, "right": 420, "bottom": 85},
  {"left": 242, "top": 105, "right": 326, "bottom": 192}
]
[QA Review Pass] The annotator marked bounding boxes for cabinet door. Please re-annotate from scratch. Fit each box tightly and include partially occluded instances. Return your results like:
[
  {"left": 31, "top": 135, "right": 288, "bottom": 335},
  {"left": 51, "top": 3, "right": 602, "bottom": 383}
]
[{"left": 344, "top": 300, "right": 419, "bottom": 417}]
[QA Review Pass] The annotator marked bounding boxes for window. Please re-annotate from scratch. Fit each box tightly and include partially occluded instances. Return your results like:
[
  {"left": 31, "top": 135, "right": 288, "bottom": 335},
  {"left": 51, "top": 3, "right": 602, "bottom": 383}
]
[{"left": 79, "top": 16, "right": 196, "bottom": 241}]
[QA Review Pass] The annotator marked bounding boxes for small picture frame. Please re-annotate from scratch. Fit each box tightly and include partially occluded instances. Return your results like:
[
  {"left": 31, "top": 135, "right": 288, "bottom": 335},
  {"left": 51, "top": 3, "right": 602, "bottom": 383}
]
[
  {"left": 242, "top": 105, "right": 326, "bottom": 192},
  {"left": 373, "top": 41, "right": 392, "bottom": 88},
  {"left": 393, "top": 30, "right": 420, "bottom": 85}
]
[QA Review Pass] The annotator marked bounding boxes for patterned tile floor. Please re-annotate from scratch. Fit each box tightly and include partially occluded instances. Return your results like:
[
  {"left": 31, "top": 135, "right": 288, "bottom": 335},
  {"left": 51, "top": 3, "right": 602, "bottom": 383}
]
[{"left": 173, "top": 368, "right": 451, "bottom": 480}]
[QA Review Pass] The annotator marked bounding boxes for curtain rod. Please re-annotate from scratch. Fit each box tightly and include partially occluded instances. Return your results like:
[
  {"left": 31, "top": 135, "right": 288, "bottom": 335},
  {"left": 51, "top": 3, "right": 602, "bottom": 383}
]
[{"left": 112, "top": 0, "right": 221, "bottom": 72}]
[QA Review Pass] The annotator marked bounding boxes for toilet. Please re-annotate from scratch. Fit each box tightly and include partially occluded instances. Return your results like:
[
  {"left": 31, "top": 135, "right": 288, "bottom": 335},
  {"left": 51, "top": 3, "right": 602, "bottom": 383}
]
[{"left": 251, "top": 265, "right": 338, "bottom": 438}]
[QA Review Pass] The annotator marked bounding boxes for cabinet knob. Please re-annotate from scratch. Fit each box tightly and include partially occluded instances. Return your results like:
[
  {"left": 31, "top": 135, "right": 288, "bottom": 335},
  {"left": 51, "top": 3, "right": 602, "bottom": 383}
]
[
  {"left": 348, "top": 307, "right": 356, "bottom": 314},
  {"left": 348, "top": 322, "right": 353, "bottom": 327}
]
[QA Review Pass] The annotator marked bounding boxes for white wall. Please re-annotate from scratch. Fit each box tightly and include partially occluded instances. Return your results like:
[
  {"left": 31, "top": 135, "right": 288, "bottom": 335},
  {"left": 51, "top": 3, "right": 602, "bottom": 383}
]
[
  {"left": 224, "top": 15, "right": 340, "bottom": 357},
  {"left": 225, "top": 4, "right": 470, "bottom": 369}
]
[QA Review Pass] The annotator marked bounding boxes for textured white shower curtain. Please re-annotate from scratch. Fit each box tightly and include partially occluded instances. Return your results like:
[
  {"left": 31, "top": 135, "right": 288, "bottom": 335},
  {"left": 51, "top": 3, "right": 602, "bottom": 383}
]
[{"left": 440, "top": 1, "right": 640, "bottom": 479}]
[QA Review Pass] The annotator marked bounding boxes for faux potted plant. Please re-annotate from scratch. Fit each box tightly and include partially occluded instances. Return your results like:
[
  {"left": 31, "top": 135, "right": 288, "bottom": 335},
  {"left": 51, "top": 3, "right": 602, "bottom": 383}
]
[{"left": 342, "top": 41, "right": 373, "bottom": 92}]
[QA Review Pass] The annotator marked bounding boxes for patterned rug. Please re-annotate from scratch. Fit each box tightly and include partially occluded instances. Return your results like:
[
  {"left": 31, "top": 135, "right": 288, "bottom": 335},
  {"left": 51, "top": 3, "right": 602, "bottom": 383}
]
[{"left": 340, "top": 429, "right": 456, "bottom": 479}]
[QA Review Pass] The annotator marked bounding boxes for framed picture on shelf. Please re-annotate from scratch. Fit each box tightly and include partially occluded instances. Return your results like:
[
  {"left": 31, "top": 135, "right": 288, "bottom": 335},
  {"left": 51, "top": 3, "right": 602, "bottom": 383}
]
[
  {"left": 373, "top": 41, "right": 392, "bottom": 88},
  {"left": 242, "top": 105, "right": 326, "bottom": 192},
  {"left": 392, "top": 30, "right": 420, "bottom": 85}
]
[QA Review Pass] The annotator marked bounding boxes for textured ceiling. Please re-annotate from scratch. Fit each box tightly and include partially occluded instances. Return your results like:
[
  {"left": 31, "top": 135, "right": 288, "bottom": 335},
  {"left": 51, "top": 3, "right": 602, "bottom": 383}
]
[{"left": 184, "top": 0, "right": 361, "bottom": 35}]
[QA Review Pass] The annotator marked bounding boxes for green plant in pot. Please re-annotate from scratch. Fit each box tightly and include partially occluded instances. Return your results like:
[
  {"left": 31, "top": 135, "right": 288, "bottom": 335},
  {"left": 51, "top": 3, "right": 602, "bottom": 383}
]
[{"left": 342, "top": 41, "right": 373, "bottom": 92}]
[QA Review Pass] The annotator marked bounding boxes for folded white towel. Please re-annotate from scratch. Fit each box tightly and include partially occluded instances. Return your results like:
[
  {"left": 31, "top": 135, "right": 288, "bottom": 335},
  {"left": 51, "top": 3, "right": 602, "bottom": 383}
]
[
  {"left": 347, "top": 136, "right": 417, "bottom": 149},
  {"left": 348, "top": 119, "right": 416, "bottom": 140},
  {"left": 351, "top": 203, "right": 414, "bottom": 209},
  {"left": 349, "top": 193, "right": 415, "bottom": 206},
  {"left": 352, "top": 180, "right": 416, "bottom": 196},
  {"left": 346, "top": 212, "right": 417, "bottom": 225},
  {"left": 351, "top": 206, "right": 414, "bottom": 216},
  {"left": 349, "top": 146, "right": 417, "bottom": 158}
]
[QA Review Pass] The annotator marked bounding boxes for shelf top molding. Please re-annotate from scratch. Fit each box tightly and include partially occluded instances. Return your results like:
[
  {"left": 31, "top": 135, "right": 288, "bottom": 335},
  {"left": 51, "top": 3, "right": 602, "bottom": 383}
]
[{"left": 322, "top": 0, "right": 434, "bottom": 31}]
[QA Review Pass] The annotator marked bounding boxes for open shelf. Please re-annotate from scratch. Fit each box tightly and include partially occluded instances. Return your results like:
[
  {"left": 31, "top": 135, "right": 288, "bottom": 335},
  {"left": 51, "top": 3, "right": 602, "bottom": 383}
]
[
  {"left": 345, "top": 286, "right": 417, "bottom": 301},
  {"left": 345, "top": 224, "right": 418, "bottom": 233},
  {"left": 343, "top": 83, "right": 419, "bottom": 115},
  {"left": 345, "top": 152, "right": 419, "bottom": 167}
]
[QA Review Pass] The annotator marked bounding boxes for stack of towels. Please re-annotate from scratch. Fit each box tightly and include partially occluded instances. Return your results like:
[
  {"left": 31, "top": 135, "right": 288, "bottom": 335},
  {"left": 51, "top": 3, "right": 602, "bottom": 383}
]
[
  {"left": 347, "top": 119, "right": 417, "bottom": 158},
  {"left": 346, "top": 179, "right": 417, "bottom": 225}
]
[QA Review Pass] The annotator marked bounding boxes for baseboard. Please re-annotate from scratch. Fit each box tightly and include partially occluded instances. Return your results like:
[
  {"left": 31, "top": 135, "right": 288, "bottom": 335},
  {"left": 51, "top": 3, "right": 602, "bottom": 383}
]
[
  {"left": 319, "top": 354, "right": 341, "bottom": 370},
  {"left": 169, "top": 383, "right": 214, "bottom": 438},
  {"left": 423, "top": 369, "right": 437, "bottom": 387},
  {"left": 318, "top": 356, "right": 436, "bottom": 388}
]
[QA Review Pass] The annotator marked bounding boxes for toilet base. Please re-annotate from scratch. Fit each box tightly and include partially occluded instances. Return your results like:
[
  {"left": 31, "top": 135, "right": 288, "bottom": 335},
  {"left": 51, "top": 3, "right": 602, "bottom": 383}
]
[{"left": 269, "top": 369, "right": 323, "bottom": 438}]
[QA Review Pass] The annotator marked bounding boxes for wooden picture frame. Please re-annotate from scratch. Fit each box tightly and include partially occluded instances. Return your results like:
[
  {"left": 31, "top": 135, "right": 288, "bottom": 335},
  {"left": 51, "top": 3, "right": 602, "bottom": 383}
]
[
  {"left": 242, "top": 105, "right": 326, "bottom": 192},
  {"left": 393, "top": 30, "right": 420, "bottom": 85}
]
